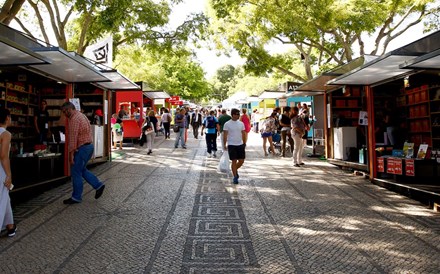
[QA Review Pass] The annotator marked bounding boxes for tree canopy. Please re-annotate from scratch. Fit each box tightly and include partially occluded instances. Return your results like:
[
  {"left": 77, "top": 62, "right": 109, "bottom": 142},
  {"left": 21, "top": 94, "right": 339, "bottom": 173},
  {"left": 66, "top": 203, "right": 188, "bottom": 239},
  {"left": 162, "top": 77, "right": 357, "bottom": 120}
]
[
  {"left": 208, "top": 0, "right": 439, "bottom": 82},
  {"left": 6, "top": 0, "right": 208, "bottom": 56},
  {"left": 115, "top": 45, "right": 211, "bottom": 102}
]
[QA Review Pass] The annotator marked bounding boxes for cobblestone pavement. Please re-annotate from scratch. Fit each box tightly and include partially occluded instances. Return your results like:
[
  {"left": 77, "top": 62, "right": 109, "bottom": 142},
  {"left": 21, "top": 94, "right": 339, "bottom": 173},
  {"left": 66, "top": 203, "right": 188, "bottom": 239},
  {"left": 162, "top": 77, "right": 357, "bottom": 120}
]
[{"left": 1, "top": 132, "right": 440, "bottom": 273}]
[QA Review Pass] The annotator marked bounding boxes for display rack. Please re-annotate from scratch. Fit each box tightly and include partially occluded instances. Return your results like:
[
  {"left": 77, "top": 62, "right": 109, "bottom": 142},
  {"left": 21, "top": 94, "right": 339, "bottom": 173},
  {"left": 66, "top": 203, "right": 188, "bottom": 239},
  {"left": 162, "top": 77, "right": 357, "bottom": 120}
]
[
  {"left": 430, "top": 86, "right": 440, "bottom": 148},
  {"left": 406, "top": 85, "right": 431, "bottom": 146},
  {"left": 331, "top": 86, "right": 362, "bottom": 127},
  {"left": 0, "top": 81, "right": 38, "bottom": 152}
]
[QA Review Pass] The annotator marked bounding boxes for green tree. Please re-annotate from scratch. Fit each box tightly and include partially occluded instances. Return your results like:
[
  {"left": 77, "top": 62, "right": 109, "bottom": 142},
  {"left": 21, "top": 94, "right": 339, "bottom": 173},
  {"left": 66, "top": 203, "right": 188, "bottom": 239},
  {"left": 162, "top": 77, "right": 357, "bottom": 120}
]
[
  {"left": 208, "top": 0, "right": 439, "bottom": 81},
  {"left": 8, "top": 0, "right": 208, "bottom": 56},
  {"left": 115, "top": 45, "right": 211, "bottom": 101},
  {"left": 209, "top": 65, "right": 235, "bottom": 102}
]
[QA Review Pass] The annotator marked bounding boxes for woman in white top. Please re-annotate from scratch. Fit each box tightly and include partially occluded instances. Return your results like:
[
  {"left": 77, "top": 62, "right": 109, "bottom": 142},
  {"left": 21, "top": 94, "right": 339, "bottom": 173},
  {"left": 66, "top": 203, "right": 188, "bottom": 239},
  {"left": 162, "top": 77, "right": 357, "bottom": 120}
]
[
  {"left": 0, "top": 108, "right": 16, "bottom": 237},
  {"left": 161, "top": 108, "right": 172, "bottom": 139}
]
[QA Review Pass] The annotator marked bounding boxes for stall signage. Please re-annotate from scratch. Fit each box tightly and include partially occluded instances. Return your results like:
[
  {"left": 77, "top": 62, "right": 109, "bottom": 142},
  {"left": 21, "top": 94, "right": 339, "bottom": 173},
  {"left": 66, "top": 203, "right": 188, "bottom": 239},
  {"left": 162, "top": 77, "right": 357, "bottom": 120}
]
[
  {"left": 387, "top": 158, "right": 395, "bottom": 174},
  {"left": 377, "top": 157, "right": 384, "bottom": 172},
  {"left": 168, "top": 96, "right": 180, "bottom": 103},
  {"left": 405, "top": 159, "right": 415, "bottom": 176},
  {"left": 394, "top": 158, "right": 403, "bottom": 175}
]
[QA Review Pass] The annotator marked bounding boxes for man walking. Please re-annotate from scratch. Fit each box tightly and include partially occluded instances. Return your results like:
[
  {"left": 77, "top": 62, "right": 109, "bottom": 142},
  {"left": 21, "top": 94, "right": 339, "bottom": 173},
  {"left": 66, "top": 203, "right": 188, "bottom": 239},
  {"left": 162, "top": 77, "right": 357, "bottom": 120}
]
[
  {"left": 174, "top": 108, "right": 187, "bottom": 149},
  {"left": 190, "top": 109, "right": 202, "bottom": 139},
  {"left": 61, "top": 102, "right": 105, "bottom": 204},
  {"left": 218, "top": 109, "right": 231, "bottom": 152},
  {"left": 223, "top": 108, "right": 246, "bottom": 184},
  {"left": 201, "top": 110, "right": 220, "bottom": 158}
]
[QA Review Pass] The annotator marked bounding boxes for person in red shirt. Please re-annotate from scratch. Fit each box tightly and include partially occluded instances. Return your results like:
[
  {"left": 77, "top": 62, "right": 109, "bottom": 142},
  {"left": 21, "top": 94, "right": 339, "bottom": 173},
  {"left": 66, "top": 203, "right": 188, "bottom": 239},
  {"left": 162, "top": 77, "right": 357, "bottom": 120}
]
[{"left": 61, "top": 102, "right": 105, "bottom": 204}]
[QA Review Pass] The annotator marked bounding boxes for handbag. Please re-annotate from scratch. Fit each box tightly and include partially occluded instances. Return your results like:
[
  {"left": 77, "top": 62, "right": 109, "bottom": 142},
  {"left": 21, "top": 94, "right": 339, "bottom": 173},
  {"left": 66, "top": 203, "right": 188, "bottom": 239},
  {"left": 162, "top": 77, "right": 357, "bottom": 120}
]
[{"left": 173, "top": 125, "right": 180, "bottom": 133}]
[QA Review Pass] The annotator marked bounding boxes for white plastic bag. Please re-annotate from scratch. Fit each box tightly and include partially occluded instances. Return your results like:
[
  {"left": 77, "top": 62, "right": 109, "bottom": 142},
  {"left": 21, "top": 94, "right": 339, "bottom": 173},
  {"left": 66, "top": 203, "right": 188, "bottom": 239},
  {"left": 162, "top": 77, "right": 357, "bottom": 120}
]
[{"left": 217, "top": 151, "right": 230, "bottom": 173}]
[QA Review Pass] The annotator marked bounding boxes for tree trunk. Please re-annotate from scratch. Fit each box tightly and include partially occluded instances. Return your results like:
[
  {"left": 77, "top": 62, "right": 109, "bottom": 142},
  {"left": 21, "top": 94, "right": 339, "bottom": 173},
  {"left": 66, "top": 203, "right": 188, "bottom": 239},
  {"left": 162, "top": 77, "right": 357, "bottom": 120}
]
[{"left": 0, "top": 0, "right": 25, "bottom": 25}]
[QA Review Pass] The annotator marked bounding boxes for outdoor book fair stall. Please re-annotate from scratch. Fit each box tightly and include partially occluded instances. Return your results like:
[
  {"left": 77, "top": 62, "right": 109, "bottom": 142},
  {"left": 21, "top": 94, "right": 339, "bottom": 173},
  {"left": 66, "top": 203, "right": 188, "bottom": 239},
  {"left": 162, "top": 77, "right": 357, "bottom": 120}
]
[
  {"left": 0, "top": 23, "right": 139, "bottom": 192},
  {"left": 324, "top": 30, "right": 440, "bottom": 204}
]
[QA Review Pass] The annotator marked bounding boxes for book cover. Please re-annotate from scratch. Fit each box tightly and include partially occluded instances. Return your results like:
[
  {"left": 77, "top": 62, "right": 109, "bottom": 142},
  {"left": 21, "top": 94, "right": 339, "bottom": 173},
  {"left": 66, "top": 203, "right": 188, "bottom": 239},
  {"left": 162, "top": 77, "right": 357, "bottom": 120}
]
[
  {"left": 417, "top": 144, "right": 429, "bottom": 159},
  {"left": 403, "top": 142, "right": 414, "bottom": 158}
]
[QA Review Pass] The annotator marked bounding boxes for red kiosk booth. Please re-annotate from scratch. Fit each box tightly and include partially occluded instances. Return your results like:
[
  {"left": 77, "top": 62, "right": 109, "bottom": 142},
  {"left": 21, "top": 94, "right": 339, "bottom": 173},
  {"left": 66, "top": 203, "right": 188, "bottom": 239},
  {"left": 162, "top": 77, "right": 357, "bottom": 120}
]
[{"left": 114, "top": 90, "right": 143, "bottom": 138}]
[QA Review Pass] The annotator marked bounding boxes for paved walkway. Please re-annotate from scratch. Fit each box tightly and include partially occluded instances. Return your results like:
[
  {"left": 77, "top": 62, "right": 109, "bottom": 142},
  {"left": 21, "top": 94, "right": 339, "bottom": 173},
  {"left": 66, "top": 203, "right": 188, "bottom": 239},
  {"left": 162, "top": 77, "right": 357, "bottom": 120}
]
[{"left": 1, "top": 132, "right": 440, "bottom": 273}]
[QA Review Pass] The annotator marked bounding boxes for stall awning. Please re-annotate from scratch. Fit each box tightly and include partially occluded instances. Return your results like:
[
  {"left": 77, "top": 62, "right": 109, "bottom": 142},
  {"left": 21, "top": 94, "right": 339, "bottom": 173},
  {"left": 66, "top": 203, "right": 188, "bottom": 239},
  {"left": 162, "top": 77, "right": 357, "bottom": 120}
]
[
  {"left": 24, "top": 47, "right": 110, "bottom": 83},
  {"left": 69, "top": 53, "right": 139, "bottom": 90},
  {"left": 400, "top": 48, "right": 440, "bottom": 70},
  {"left": 0, "top": 36, "right": 50, "bottom": 66},
  {"left": 328, "top": 30, "right": 440, "bottom": 86},
  {"left": 258, "top": 90, "right": 285, "bottom": 99},
  {"left": 292, "top": 55, "right": 378, "bottom": 96},
  {"left": 94, "top": 70, "right": 140, "bottom": 90},
  {"left": 143, "top": 91, "right": 170, "bottom": 99}
]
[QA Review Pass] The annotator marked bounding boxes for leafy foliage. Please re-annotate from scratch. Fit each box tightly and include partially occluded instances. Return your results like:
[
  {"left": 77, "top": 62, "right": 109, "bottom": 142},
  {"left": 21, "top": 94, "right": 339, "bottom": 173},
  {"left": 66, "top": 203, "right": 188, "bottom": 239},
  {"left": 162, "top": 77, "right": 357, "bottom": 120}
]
[
  {"left": 114, "top": 45, "right": 211, "bottom": 101},
  {"left": 208, "top": 0, "right": 439, "bottom": 80}
]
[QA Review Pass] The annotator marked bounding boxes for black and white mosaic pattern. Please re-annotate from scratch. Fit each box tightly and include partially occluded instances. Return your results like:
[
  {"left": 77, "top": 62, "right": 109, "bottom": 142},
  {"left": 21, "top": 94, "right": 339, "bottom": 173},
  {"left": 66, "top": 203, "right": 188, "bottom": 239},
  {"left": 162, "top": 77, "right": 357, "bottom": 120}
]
[{"left": 181, "top": 165, "right": 259, "bottom": 273}]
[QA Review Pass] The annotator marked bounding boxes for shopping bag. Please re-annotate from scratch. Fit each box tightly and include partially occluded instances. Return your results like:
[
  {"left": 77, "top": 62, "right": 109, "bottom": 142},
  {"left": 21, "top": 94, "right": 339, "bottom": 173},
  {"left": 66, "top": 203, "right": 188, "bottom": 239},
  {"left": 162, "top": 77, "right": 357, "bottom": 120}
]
[{"left": 217, "top": 151, "right": 230, "bottom": 173}]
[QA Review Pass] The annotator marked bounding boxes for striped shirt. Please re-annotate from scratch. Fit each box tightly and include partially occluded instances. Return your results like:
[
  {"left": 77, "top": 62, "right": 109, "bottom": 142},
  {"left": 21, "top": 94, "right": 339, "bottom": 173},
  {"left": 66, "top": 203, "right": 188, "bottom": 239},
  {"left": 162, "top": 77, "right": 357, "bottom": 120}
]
[{"left": 68, "top": 110, "right": 92, "bottom": 153}]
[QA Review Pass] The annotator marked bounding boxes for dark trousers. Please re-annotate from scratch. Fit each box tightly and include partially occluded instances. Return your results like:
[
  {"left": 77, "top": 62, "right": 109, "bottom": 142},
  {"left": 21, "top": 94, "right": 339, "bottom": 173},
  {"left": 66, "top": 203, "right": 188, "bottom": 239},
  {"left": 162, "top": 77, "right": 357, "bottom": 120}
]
[
  {"left": 192, "top": 123, "right": 200, "bottom": 138},
  {"left": 205, "top": 133, "right": 217, "bottom": 153},
  {"left": 163, "top": 122, "right": 171, "bottom": 138},
  {"left": 281, "top": 130, "right": 294, "bottom": 156}
]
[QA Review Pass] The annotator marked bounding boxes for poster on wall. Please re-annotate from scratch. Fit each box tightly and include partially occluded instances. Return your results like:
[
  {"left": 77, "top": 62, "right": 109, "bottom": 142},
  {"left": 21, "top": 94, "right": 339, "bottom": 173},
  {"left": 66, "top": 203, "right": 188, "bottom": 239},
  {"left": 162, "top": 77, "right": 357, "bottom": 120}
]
[
  {"left": 279, "top": 98, "right": 287, "bottom": 107},
  {"left": 69, "top": 98, "right": 81, "bottom": 111},
  {"left": 327, "top": 103, "right": 331, "bottom": 128},
  {"left": 104, "top": 99, "right": 108, "bottom": 125},
  {"left": 358, "top": 111, "right": 368, "bottom": 125}
]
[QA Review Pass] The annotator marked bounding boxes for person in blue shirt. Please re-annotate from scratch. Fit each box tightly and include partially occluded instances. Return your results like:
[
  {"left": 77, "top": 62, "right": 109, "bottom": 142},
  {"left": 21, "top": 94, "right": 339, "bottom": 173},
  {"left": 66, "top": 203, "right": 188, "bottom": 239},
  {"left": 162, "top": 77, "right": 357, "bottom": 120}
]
[{"left": 201, "top": 110, "right": 220, "bottom": 158}]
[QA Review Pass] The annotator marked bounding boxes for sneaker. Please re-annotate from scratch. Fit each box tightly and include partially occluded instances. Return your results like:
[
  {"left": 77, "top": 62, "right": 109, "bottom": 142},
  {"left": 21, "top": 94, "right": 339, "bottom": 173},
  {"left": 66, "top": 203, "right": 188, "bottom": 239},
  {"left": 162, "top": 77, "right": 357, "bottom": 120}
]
[
  {"left": 7, "top": 224, "right": 16, "bottom": 237},
  {"left": 213, "top": 152, "right": 217, "bottom": 158},
  {"left": 95, "top": 185, "right": 105, "bottom": 199},
  {"left": 63, "top": 198, "right": 80, "bottom": 204},
  {"left": 207, "top": 153, "right": 212, "bottom": 158},
  {"left": 174, "top": 146, "right": 178, "bottom": 148},
  {"left": 182, "top": 146, "right": 187, "bottom": 149},
  {"left": 233, "top": 176, "right": 239, "bottom": 184}
]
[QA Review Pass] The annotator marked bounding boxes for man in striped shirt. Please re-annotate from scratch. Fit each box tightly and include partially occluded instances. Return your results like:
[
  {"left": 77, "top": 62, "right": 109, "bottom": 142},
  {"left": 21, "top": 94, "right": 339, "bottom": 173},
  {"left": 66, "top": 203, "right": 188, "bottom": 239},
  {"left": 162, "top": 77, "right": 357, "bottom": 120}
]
[{"left": 61, "top": 102, "right": 105, "bottom": 204}]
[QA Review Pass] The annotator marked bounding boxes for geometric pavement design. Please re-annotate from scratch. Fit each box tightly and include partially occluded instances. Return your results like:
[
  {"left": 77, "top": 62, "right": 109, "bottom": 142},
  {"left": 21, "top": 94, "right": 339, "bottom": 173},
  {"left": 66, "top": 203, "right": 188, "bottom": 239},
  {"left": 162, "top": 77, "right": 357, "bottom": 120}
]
[{"left": 180, "top": 159, "right": 260, "bottom": 273}]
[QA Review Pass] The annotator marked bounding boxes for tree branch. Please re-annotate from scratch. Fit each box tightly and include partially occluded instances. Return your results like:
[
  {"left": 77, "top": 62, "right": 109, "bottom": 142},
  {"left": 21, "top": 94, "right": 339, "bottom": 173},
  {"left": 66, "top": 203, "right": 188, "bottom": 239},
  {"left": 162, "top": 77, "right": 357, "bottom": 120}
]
[{"left": 27, "top": 0, "right": 50, "bottom": 44}]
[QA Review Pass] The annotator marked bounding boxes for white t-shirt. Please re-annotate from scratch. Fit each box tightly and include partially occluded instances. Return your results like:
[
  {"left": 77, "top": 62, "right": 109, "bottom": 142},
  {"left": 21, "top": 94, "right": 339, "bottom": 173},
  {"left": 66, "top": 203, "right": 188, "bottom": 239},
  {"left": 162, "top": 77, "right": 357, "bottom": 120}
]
[{"left": 223, "top": 120, "right": 245, "bottom": 146}]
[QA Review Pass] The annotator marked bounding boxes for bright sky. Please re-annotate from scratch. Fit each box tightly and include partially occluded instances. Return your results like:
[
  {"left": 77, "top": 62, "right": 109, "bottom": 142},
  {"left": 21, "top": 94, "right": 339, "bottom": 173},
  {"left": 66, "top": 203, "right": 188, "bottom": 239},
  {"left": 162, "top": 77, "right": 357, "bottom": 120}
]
[
  {"left": 169, "top": 0, "right": 244, "bottom": 78},
  {"left": 171, "top": 0, "right": 430, "bottom": 79}
]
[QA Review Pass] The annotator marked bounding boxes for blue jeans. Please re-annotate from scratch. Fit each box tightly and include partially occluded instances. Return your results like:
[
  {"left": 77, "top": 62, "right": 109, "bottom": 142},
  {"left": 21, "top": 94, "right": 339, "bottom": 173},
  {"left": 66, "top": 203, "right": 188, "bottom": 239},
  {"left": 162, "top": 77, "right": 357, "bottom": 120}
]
[
  {"left": 71, "top": 143, "right": 103, "bottom": 201},
  {"left": 174, "top": 127, "right": 186, "bottom": 147}
]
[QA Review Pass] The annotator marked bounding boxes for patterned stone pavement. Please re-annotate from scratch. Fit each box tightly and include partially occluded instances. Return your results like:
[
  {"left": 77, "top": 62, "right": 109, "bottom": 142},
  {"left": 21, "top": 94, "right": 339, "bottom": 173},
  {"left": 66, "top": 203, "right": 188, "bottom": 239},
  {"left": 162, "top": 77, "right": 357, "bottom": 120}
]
[{"left": 1, "top": 132, "right": 440, "bottom": 273}]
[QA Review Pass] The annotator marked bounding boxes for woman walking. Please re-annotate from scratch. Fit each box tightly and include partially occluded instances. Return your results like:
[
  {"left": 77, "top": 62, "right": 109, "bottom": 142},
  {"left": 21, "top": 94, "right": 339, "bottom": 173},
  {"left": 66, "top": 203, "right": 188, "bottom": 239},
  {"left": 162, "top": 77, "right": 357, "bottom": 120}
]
[
  {"left": 161, "top": 108, "right": 172, "bottom": 139},
  {"left": 260, "top": 112, "right": 277, "bottom": 156},
  {"left": 239, "top": 108, "right": 251, "bottom": 144},
  {"left": 0, "top": 109, "right": 16, "bottom": 237}
]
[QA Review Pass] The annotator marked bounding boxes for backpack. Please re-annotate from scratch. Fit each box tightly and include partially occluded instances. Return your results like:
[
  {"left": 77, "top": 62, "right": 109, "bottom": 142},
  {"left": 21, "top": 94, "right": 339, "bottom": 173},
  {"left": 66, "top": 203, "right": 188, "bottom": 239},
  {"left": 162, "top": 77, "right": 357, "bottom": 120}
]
[{"left": 206, "top": 116, "right": 216, "bottom": 129}]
